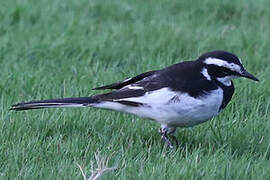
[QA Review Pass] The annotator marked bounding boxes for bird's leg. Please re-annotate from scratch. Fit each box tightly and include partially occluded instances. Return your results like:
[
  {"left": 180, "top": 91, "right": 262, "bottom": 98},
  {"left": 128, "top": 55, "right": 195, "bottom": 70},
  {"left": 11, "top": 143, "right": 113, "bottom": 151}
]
[
  {"left": 159, "top": 127, "right": 174, "bottom": 149},
  {"left": 167, "top": 128, "right": 179, "bottom": 147}
]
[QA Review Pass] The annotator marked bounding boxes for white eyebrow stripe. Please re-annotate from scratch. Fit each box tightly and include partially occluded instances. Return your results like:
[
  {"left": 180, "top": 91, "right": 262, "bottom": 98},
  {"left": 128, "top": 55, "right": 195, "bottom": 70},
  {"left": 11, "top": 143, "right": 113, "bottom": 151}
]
[{"left": 204, "top": 57, "right": 242, "bottom": 73}]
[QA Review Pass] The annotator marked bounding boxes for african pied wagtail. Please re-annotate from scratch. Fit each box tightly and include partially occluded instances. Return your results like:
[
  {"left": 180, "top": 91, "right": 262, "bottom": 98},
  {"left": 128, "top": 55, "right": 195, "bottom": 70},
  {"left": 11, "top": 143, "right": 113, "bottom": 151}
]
[{"left": 11, "top": 50, "right": 259, "bottom": 148}]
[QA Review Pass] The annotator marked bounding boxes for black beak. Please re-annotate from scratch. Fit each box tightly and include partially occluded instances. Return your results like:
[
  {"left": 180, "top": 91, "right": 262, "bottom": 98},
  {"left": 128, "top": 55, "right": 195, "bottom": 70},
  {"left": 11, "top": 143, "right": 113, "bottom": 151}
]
[{"left": 241, "top": 70, "right": 259, "bottom": 81}]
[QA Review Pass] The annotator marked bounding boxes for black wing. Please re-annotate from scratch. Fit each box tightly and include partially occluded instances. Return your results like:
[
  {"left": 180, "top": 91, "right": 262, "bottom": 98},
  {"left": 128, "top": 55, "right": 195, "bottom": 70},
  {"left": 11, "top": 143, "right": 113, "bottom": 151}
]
[
  {"left": 92, "top": 70, "right": 161, "bottom": 107},
  {"left": 93, "top": 70, "right": 157, "bottom": 90},
  {"left": 93, "top": 60, "right": 219, "bottom": 106}
]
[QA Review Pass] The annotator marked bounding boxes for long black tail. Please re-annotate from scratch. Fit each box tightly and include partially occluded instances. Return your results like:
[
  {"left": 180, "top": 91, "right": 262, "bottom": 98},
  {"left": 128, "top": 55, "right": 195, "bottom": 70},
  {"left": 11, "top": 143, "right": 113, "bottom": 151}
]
[{"left": 10, "top": 97, "right": 99, "bottom": 111}]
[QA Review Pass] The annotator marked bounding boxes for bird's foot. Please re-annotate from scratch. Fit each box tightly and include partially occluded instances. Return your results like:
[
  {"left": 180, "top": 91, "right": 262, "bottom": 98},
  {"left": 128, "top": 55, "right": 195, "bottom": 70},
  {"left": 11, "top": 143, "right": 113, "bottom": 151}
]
[
  {"left": 159, "top": 127, "right": 179, "bottom": 149},
  {"left": 170, "top": 135, "right": 179, "bottom": 147}
]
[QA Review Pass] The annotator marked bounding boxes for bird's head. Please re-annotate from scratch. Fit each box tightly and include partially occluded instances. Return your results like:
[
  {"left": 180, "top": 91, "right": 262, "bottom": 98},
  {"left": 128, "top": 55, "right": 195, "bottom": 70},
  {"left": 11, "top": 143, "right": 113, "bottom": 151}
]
[{"left": 199, "top": 50, "right": 259, "bottom": 86}]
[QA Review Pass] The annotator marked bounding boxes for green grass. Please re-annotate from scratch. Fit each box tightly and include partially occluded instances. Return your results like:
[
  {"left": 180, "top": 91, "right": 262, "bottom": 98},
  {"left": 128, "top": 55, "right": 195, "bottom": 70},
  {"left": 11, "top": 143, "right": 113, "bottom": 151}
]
[{"left": 1, "top": 0, "right": 270, "bottom": 179}]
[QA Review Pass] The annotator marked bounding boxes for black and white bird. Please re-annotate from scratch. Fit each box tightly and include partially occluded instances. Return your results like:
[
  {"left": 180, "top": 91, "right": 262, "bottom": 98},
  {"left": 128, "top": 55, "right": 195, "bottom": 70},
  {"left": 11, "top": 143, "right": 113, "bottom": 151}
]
[{"left": 11, "top": 50, "right": 259, "bottom": 148}]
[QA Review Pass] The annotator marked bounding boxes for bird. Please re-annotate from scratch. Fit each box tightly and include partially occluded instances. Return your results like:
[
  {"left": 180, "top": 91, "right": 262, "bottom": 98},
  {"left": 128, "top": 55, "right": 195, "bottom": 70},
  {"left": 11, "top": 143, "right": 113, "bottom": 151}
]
[{"left": 10, "top": 50, "right": 259, "bottom": 148}]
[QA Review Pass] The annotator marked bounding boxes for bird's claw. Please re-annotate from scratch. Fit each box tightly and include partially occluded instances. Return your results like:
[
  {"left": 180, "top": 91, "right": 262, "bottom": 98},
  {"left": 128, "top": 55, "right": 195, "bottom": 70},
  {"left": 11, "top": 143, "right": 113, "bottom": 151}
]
[{"left": 159, "top": 128, "right": 178, "bottom": 149}]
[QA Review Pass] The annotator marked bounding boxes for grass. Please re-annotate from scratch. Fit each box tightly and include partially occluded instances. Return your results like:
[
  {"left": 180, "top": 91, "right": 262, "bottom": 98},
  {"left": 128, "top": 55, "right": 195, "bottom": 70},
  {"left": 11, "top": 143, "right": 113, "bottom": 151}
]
[{"left": 1, "top": 0, "right": 270, "bottom": 179}]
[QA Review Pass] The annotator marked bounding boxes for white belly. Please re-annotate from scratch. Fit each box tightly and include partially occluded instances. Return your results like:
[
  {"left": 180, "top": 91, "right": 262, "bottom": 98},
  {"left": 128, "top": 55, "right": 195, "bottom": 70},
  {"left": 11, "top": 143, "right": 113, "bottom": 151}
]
[
  {"left": 124, "top": 88, "right": 223, "bottom": 127},
  {"left": 93, "top": 88, "right": 224, "bottom": 128}
]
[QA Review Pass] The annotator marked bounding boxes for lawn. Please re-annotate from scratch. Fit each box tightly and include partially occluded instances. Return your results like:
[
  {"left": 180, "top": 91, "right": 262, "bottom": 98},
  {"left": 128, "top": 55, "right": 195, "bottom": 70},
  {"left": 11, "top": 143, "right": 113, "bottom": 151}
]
[{"left": 1, "top": 0, "right": 270, "bottom": 179}]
